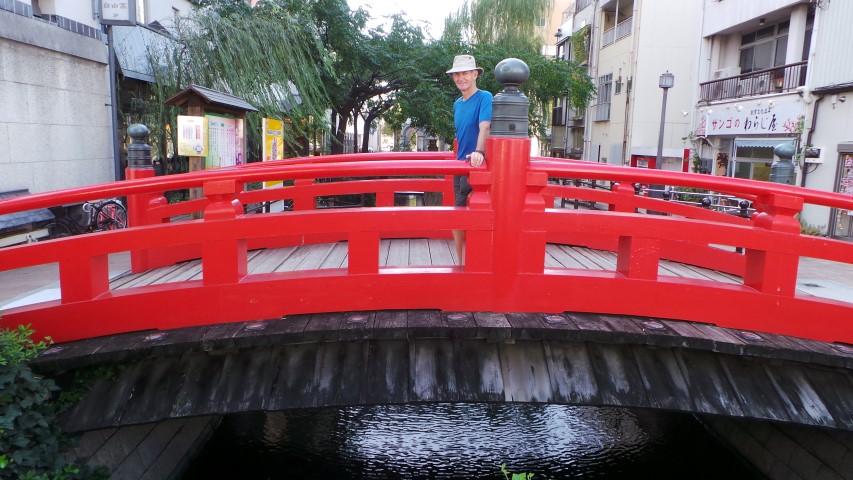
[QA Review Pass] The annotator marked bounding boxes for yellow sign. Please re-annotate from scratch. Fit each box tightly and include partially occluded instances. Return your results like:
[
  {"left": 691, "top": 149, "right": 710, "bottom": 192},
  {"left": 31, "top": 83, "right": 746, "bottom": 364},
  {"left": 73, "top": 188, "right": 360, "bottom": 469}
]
[
  {"left": 263, "top": 118, "right": 285, "bottom": 187},
  {"left": 176, "top": 115, "right": 208, "bottom": 157}
]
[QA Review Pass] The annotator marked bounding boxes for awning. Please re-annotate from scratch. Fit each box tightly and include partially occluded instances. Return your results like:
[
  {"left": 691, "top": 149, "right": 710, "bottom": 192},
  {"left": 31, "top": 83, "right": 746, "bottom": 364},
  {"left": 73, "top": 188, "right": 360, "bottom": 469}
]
[
  {"left": 0, "top": 190, "right": 54, "bottom": 231},
  {"left": 113, "top": 24, "right": 176, "bottom": 83},
  {"left": 734, "top": 138, "right": 795, "bottom": 149}
]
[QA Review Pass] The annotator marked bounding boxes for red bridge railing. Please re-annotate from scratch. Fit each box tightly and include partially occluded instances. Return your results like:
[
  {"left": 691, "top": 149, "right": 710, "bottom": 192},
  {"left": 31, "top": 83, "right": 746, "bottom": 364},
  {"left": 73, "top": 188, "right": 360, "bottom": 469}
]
[{"left": 2, "top": 136, "right": 853, "bottom": 346}]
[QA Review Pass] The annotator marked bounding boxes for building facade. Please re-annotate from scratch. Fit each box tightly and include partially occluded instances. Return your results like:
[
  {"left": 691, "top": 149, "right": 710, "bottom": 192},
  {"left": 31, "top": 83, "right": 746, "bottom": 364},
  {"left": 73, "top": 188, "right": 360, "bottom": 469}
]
[{"left": 552, "top": 0, "right": 853, "bottom": 238}]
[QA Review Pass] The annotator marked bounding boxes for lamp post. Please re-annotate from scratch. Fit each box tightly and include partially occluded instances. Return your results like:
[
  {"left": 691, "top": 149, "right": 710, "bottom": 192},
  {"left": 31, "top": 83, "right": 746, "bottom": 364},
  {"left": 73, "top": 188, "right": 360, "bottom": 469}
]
[{"left": 656, "top": 71, "right": 675, "bottom": 169}]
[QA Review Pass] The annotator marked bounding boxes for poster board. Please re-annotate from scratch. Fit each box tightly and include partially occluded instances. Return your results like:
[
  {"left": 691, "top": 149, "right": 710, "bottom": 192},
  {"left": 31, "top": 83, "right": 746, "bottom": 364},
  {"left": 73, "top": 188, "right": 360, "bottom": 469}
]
[
  {"left": 176, "top": 115, "right": 208, "bottom": 157},
  {"left": 263, "top": 118, "right": 285, "bottom": 187},
  {"left": 206, "top": 114, "right": 245, "bottom": 169}
]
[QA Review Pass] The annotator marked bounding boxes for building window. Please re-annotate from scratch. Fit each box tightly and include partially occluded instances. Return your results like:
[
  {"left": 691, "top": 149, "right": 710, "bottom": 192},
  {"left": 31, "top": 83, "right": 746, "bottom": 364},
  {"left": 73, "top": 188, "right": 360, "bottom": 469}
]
[
  {"left": 599, "top": 74, "right": 613, "bottom": 103},
  {"left": 739, "top": 22, "right": 788, "bottom": 73}
]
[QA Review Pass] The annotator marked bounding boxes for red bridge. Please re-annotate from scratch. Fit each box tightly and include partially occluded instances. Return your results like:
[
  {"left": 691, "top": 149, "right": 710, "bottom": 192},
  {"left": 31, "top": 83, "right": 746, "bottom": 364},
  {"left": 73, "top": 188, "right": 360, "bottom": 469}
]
[
  {"left": 2, "top": 134, "right": 852, "bottom": 345},
  {"left": 4, "top": 127, "right": 853, "bottom": 477}
]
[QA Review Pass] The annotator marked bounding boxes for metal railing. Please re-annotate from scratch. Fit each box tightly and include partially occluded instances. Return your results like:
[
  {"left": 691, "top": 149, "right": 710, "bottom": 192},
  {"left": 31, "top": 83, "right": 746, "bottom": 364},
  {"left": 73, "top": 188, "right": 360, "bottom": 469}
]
[
  {"left": 700, "top": 61, "right": 808, "bottom": 102},
  {"left": 602, "top": 16, "right": 632, "bottom": 47}
]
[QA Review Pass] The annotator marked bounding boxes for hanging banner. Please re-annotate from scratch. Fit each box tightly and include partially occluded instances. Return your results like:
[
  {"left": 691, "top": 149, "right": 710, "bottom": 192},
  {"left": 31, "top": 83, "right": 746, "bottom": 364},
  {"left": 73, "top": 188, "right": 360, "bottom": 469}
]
[
  {"left": 176, "top": 115, "right": 208, "bottom": 157},
  {"left": 263, "top": 118, "right": 285, "bottom": 187},
  {"left": 206, "top": 114, "right": 244, "bottom": 169}
]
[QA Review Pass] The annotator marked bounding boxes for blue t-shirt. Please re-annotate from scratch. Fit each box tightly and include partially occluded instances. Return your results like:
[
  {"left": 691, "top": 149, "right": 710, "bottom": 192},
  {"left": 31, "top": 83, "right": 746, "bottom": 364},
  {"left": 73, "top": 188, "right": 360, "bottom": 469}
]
[{"left": 453, "top": 89, "right": 493, "bottom": 160}]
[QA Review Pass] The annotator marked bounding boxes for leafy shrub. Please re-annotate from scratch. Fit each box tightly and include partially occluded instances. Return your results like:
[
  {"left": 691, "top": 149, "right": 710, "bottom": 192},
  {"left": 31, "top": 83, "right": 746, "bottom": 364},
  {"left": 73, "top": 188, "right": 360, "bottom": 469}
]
[{"left": 0, "top": 324, "right": 106, "bottom": 479}]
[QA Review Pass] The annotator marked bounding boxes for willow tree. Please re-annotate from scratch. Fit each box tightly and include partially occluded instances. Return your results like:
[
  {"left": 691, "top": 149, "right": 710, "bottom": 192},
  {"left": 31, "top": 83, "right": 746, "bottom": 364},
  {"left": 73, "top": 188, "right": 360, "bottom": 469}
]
[
  {"left": 141, "top": 1, "right": 332, "bottom": 160},
  {"left": 470, "top": 0, "right": 550, "bottom": 53},
  {"left": 394, "top": 0, "right": 595, "bottom": 144}
]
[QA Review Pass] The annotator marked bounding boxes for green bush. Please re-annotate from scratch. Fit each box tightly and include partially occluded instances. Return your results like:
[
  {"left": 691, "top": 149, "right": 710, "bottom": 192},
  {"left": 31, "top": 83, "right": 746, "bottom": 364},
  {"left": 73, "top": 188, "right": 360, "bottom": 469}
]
[{"left": 0, "top": 324, "right": 106, "bottom": 480}]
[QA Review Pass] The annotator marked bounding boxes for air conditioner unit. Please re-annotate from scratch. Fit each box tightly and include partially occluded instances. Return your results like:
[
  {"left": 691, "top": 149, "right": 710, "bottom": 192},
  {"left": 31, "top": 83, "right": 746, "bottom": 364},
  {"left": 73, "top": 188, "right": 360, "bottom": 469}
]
[{"left": 712, "top": 67, "right": 741, "bottom": 80}]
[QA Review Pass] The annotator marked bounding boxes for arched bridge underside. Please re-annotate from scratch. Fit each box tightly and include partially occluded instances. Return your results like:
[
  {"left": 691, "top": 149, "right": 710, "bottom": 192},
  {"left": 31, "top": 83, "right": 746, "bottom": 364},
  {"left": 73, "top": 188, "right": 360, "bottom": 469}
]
[{"left": 33, "top": 310, "right": 853, "bottom": 434}]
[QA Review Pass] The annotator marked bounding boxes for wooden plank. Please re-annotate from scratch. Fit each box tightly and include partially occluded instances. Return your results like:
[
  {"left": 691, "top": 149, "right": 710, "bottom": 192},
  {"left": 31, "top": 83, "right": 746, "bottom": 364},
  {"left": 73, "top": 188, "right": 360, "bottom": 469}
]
[
  {"left": 378, "top": 239, "right": 391, "bottom": 266},
  {"left": 499, "top": 340, "right": 552, "bottom": 402},
  {"left": 408, "top": 238, "right": 431, "bottom": 266},
  {"left": 716, "top": 354, "right": 792, "bottom": 423},
  {"left": 213, "top": 348, "right": 278, "bottom": 413},
  {"left": 631, "top": 346, "right": 692, "bottom": 412},
  {"left": 454, "top": 339, "right": 504, "bottom": 402},
  {"left": 319, "top": 241, "right": 348, "bottom": 268},
  {"left": 762, "top": 363, "right": 837, "bottom": 428},
  {"left": 118, "top": 356, "right": 186, "bottom": 426},
  {"left": 267, "top": 343, "right": 321, "bottom": 410},
  {"left": 374, "top": 310, "right": 409, "bottom": 339},
  {"left": 302, "top": 312, "right": 345, "bottom": 342},
  {"left": 249, "top": 246, "right": 297, "bottom": 274},
  {"left": 586, "top": 342, "right": 649, "bottom": 408},
  {"left": 410, "top": 338, "right": 458, "bottom": 402},
  {"left": 364, "top": 339, "right": 410, "bottom": 404},
  {"left": 407, "top": 309, "right": 445, "bottom": 337},
  {"left": 62, "top": 361, "right": 147, "bottom": 431},
  {"left": 428, "top": 238, "right": 456, "bottom": 266},
  {"left": 545, "top": 244, "right": 587, "bottom": 269},
  {"left": 564, "top": 312, "right": 615, "bottom": 343},
  {"left": 314, "top": 341, "right": 366, "bottom": 406},
  {"left": 441, "top": 311, "right": 478, "bottom": 338},
  {"left": 295, "top": 242, "right": 338, "bottom": 270},
  {"left": 473, "top": 312, "right": 512, "bottom": 341},
  {"left": 543, "top": 341, "right": 600, "bottom": 404},
  {"left": 674, "top": 349, "right": 745, "bottom": 417},
  {"left": 795, "top": 367, "right": 853, "bottom": 430},
  {"left": 560, "top": 245, "right": 604, "bottom": 270},
  {"left": 339, "top": 311, "right": 377, "bottom": 341},
  {"left": 170, "top": 353, "right": 230, "bottom": 417},
  {"left": 505, "top": 312, "right": 546, "bottom": 339},
  {"left": 384, "top": 239, "right": 409, "bottom": 267},
  {"left": 275, "top": 243, "right": 322, "bottom": 272}
]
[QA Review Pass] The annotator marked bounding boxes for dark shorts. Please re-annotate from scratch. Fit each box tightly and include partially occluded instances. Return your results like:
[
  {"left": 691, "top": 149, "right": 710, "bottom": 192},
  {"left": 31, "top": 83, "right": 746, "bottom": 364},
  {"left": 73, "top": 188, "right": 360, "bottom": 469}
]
[{"left": 453, "top": 175, "right": 472, "bottom": 207}]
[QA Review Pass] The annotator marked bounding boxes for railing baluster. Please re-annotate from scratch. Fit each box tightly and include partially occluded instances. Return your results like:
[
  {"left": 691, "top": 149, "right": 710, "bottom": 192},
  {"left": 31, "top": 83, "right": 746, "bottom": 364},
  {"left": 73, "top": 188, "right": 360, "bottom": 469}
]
[
  {"left": 202, "top": 180, "right": 247, "bottom": 286},
  {"left": 743, "top": 193, "right": 803, "bottom": 295}
]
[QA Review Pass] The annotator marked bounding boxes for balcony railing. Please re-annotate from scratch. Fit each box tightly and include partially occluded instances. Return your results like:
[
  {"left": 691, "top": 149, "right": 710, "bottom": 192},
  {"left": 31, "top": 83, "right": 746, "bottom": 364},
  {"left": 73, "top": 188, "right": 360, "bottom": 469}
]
[
  {"left": 575, "top": 0, "right": 594, "bottom": 13},
  {"left": 601, "top": 16, "right": 632, "bottom": 47},
  {"left": 699, "top": 61, "right": 808, "bottom": 102}
]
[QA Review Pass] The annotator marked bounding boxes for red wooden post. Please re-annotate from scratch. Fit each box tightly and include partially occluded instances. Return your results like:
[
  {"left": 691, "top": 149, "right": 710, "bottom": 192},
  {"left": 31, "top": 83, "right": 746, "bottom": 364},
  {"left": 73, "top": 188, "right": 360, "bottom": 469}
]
[
  {"left": 743, "top": 192, "right": 803, "bottom": 295},
  {"left": 292, "top": 178, "right": 315, "bottom": 210},
  {"left": 465, "top": 170, "right": 493, "bottom": 272},
  {"left": 609, "top": 182, "right": 636, "bottom": 212},
  {"left": 125, "top": 124, "right": 157, "bottom": 273},
  {"left": 59, "top": 254, "right": 109, "bottom": 303},
  {"left": 201, "top": 179, "right": 247, "bottom": 286},
  {"left": 488, "top": 58, "right": 537, "bottom": 308}
]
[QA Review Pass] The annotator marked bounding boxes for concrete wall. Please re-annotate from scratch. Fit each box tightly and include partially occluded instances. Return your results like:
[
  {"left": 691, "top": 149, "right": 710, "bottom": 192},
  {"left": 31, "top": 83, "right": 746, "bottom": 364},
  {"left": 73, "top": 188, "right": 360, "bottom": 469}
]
[
  {"left": 701, "top": 415, "right": 853, "bottom": 480},
  {"left": 0, "top": 8, "right": 113, "bottom": 194}
]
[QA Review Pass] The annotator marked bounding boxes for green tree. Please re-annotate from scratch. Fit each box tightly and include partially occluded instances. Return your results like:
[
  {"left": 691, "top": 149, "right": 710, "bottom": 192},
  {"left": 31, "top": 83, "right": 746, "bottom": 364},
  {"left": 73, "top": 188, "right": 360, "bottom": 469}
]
[{"left": 140, "top": 0, "right": 332, "bottom": 159}]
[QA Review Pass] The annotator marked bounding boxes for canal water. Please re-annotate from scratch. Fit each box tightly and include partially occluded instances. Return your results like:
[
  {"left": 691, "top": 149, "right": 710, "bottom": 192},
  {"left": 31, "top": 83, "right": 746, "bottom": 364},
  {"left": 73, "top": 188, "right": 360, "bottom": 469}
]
[{"left": 184, "top": 404, "right": 762, "bottom": 479}]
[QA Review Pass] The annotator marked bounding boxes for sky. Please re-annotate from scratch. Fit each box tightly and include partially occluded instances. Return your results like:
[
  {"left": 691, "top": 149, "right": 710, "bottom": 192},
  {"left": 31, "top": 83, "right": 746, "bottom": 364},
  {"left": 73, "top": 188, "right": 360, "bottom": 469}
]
[{"left": 346, "top": 0, "right": 461, "bottom": 39}]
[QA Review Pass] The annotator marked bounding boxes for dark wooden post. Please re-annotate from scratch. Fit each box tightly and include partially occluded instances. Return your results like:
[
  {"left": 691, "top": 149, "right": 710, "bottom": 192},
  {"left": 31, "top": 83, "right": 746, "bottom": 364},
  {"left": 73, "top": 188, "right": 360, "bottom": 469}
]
[{"left": 126, "top": 124, "right": 156, "bottom": 273}]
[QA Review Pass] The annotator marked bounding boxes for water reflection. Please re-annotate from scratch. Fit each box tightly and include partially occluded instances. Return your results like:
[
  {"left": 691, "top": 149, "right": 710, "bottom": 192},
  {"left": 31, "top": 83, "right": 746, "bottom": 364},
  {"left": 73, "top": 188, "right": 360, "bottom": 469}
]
[{"left": 185, "top": 404, "right": 759, "bottom": 479}]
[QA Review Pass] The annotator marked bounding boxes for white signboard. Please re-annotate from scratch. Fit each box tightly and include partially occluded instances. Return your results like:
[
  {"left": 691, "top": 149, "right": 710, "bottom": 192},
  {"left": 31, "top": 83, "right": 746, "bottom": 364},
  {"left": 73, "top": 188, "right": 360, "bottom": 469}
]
[
  {"left": 100, "top": 0, "right": 137, "bottom": 26},
  {"left": 699, "top": 101, "right": 804, "bottom": 137}
]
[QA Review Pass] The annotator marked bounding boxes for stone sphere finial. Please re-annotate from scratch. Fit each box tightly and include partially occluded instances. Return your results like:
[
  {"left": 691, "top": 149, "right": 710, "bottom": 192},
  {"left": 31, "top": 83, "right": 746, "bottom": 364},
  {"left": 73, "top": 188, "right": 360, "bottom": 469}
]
[
  {"left": 127, "top": 123, "right": 152, "bottom": 169},
  {"left": 773, "top": 142, "right": 796, "bottom": 159},
  {"left": 494, "top": 58, "right": 530, "bottom": 91}
]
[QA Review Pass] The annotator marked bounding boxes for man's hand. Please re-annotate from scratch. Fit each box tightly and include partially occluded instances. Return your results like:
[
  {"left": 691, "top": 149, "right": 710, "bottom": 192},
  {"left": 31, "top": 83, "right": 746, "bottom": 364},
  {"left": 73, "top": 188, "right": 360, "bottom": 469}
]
[{"left": 467, "top": 150, "right": 486, "bottom": 167}]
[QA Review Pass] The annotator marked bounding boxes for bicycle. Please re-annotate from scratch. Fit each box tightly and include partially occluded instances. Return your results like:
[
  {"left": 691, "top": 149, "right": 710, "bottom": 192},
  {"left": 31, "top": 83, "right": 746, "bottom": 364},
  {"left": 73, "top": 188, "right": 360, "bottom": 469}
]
[{"left": 46, "top": 198, "right": 128, "bottom": 238}]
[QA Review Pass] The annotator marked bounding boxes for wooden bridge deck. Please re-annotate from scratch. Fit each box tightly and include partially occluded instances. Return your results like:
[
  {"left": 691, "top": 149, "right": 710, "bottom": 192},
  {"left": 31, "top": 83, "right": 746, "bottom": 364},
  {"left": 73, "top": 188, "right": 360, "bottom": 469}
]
[{"left": 109, "top": 239, "right": 742, "bottom": 288}]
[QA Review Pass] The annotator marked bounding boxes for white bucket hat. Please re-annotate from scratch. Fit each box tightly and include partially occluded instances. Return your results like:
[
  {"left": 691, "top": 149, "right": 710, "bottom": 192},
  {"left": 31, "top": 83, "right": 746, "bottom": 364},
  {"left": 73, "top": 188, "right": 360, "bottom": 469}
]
[{"left": 446, "top": 55, "right": 484, "bottom": 75}]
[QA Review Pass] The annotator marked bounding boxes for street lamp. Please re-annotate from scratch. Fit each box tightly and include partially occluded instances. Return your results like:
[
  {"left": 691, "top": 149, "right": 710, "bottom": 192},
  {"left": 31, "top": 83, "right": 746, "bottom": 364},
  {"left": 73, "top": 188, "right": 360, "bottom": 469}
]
[{"left": 656, "top": 71, "right": 675, "bottom": 170}]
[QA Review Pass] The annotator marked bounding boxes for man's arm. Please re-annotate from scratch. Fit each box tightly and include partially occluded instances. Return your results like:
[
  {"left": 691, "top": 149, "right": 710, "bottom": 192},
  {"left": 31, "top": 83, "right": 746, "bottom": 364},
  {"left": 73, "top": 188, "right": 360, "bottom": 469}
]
[{"left": 469, "top": 120, "right": 491, "bottom": 167}]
